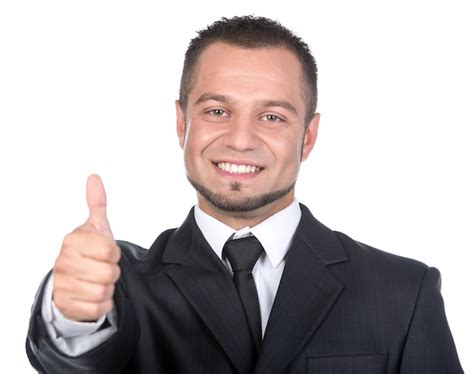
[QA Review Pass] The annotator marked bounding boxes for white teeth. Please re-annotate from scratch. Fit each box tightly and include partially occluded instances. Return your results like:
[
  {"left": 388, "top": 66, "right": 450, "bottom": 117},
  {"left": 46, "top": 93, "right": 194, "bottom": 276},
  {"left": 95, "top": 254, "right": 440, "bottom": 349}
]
[{"left": 217, "top": 162, "right": 261, "bottom": 174}]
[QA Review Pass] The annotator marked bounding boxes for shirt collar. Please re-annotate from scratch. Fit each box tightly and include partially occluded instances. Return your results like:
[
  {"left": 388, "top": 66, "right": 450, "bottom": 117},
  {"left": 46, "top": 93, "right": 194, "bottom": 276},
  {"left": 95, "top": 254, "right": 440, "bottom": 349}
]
[{"left": 194, "top": 200, "right": 302, "bottom": 268}]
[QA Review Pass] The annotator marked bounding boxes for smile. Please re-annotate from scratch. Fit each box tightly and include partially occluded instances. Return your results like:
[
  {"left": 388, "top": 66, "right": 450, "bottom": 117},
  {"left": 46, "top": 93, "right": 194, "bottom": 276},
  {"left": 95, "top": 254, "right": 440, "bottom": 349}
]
[{"left": 216, "top": 162, "right": 261, "bottom": 174}]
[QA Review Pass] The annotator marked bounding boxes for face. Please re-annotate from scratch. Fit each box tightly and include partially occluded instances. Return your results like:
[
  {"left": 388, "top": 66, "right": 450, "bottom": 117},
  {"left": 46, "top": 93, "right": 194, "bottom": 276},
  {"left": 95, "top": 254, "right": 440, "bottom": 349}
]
[{"left": 176, "top": 42, "right": 319, "bottom": 226}]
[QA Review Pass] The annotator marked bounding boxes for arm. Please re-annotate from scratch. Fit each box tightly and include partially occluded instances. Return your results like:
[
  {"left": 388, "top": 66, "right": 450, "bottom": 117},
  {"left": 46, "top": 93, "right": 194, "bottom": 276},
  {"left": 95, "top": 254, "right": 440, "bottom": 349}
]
[
  {"left": 26, "top": 270, "right": 139, "bottom": 374},
  {"left": 26, "top": 175, "right": 139, "bottom": 373},
  {"left": 399, "top": 267, "right": 464, "bottom": 373}
]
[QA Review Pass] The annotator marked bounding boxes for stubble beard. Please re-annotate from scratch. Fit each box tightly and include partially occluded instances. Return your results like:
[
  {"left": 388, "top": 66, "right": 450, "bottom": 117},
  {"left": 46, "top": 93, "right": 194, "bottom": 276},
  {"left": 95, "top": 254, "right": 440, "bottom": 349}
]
[{"left": 186, "top": 175, "right": 295, "bottom": 213}]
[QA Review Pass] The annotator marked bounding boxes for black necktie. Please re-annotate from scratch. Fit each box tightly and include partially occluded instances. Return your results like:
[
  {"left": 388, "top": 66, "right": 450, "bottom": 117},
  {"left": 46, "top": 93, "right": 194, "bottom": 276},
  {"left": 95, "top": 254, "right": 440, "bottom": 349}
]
[{"left": 223, "top": 235, "right": 263, "bottom": 354}]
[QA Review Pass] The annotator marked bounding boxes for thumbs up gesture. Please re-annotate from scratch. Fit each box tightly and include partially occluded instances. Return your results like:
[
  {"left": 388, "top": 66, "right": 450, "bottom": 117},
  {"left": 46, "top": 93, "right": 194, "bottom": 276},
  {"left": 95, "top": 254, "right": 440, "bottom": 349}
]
[{"left": 53, "top": 175, "right": 121, "bottom": 322}]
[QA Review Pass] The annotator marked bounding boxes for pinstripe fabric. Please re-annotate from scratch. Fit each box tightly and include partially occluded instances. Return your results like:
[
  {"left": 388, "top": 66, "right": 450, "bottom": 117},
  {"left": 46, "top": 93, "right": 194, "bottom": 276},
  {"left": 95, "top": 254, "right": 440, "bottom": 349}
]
[{"left": 26, "top": 204, "right": 463, "bottom": 373}]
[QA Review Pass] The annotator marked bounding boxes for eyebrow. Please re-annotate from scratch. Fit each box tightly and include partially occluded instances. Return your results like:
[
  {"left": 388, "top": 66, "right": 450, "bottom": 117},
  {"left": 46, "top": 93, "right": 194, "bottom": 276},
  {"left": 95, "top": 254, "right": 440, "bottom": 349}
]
[
  {"left": 194, "top": 93, "right": 230, "bottom": 106},
  {"left": 259, "top": 99, "right": 298, "bottom": 115},
  {"left": 194, "top": 92, "right": 298, "bottom": 115}
]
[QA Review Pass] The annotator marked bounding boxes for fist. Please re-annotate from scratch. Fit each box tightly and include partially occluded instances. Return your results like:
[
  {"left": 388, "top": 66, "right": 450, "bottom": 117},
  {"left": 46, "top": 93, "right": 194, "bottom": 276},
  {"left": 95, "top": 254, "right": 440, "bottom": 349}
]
[{"left": 53, "top": 174, "right": 121, "bottom": 322}]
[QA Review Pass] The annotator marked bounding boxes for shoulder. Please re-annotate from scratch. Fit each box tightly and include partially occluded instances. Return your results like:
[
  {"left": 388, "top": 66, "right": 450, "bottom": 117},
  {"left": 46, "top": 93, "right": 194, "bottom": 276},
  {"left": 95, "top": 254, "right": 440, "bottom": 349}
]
[
  {"left": 116, "top": 228, "right": 176, "bottom": 264},
  {"left": 333, "top": 230, "right": 434, "bottom": 288},
  {"left": 299, "top": 204, "right": 431, "bottom": 283},
  {"left": 335, "top": 230, "right": 428, "bottom": 268}
]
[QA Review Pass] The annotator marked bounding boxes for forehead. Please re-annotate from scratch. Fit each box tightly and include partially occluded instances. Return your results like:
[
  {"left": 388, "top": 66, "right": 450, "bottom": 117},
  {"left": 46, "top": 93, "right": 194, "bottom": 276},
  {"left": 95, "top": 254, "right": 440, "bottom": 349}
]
[{"left": 190, "top": 42, "right": 305, "bottom": 109}]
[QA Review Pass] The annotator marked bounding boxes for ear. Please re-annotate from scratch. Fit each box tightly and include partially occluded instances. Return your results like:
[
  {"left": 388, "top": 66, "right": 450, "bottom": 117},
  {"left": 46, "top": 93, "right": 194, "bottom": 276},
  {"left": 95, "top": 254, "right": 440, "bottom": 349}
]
[
  {"left": 301, "top": 113, "right": 320, "bottom": 162},
  {"left": 175, "top": 100, "right": 186, "bottom": 149}
]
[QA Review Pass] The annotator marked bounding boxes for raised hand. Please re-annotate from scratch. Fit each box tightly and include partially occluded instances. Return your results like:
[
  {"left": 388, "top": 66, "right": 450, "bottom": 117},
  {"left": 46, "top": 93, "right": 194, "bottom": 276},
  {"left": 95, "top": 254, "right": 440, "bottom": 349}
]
[{"left": 52, "top": 174, "right": 121, "bottom": 321}]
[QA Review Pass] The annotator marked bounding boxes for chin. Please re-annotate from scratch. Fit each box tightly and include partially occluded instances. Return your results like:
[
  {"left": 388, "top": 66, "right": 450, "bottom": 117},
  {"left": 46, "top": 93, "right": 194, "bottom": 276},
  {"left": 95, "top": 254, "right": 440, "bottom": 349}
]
[{"left": 187, "top": 175, "right": 295, "bottom": 213}]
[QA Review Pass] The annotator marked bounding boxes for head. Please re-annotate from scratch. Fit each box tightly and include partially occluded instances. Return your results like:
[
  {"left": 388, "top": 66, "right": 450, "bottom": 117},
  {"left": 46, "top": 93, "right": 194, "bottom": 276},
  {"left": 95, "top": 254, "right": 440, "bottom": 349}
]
[{"left": 176, "top": 16, "right": 320, "bottom": 227}]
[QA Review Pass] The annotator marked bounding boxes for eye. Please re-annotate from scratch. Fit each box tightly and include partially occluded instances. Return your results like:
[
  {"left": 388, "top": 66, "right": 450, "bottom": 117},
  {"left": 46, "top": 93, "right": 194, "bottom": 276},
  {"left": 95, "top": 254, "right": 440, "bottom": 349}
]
[
  {"left": 207, "top": 108, "right": 228, "bottom": 117},
  {"left": 262, "top": 114, "right": 283, "bottom": 122}
]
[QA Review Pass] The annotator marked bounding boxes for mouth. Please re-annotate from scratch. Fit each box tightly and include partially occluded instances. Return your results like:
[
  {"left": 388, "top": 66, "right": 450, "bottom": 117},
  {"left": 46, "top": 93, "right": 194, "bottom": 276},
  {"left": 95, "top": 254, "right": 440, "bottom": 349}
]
[{"left": 212, "top": 161, "right": 263, "bottom": 175}]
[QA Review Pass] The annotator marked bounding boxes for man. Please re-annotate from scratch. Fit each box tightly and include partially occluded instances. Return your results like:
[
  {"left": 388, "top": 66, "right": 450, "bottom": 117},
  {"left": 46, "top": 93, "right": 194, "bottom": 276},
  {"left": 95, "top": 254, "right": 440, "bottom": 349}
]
[{"left": 26, "top": 16, "right": 463, "bottom": 373}]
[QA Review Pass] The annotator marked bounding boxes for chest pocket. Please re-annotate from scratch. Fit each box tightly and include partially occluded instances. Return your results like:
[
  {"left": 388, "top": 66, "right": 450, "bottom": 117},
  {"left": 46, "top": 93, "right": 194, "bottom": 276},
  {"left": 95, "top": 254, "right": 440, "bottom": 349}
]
[{"left": 307, "top": 353, "right": 388, "bottom": 374}]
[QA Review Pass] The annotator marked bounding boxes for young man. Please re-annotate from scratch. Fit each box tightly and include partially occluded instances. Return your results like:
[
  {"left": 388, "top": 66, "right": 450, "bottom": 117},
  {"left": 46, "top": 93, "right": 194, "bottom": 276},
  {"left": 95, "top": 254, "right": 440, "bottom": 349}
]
[{"left": 26, "top": 16, "right": 463, "bottom": 373}]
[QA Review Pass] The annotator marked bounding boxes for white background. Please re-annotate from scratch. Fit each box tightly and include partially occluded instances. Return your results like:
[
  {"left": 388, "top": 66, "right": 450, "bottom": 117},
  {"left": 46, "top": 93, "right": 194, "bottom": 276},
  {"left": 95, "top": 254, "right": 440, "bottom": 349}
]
[{"left": 1, "top": 1, "right": 472, "bottom": 372}]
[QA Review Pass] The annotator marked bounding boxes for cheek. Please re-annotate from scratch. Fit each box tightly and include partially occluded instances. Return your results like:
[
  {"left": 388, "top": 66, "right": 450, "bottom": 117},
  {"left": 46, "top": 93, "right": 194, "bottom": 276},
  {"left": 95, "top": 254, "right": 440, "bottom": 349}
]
[
  {"left": 184, "top": 124, "right": 221, "bottom": 158},
  {"left": 268, "top": 136, "right": 302, "bottom": 165}
]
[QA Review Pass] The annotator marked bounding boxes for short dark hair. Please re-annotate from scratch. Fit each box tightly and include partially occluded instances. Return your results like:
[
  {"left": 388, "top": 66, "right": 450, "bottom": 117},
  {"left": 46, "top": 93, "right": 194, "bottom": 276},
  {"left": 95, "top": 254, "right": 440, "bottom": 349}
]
[{"left": 179, "top": 15, "right": 318, "bottom": 125}]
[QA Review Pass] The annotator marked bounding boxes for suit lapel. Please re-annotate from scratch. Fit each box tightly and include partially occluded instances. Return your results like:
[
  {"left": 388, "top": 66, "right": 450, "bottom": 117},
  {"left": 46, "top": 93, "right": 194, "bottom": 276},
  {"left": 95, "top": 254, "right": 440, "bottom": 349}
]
[
  {"left": 159, "top": 205, "right": 349, "bottom": 373},
  {"left": 255, "top": 204, "right": 349, "bottom": 373},
  {"left": 162, "top": 209, "right": 257, "bottom": 374}
]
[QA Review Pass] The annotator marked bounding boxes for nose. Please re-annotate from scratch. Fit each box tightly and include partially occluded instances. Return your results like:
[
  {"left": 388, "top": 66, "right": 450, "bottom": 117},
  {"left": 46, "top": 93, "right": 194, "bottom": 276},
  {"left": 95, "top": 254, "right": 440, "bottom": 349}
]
[{"left": 223, "top": 115, "right": 258, "bottom": 151}]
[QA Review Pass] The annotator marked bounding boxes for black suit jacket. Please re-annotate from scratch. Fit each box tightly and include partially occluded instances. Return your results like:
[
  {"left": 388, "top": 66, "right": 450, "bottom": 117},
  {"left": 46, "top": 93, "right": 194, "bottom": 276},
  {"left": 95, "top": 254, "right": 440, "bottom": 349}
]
[{"left": 26, "top": 204, "right": 463, "bottom": 373}]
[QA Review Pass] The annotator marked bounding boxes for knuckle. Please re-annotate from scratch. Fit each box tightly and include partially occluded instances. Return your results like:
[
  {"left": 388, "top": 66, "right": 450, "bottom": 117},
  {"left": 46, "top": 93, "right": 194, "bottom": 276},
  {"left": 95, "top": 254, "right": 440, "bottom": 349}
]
[
  {"left": 103, "top": 242, "right": 120, "bottom": 262},
  {"left": 53, "top": 294, "right": 68, "bottom": 312},
  {"left": 103, "top": 265, "right": 116, "bottom": 283},
  {"left": 52, "top": 276, "right": 66, "bottom": 293},
  {"left": 92, "top": 285, "right": 110, "bottom": 301},
  {"left": 94, "top": 286, "right": 106, "bottom": 301},
  {"left": 62, "top": 232, "right": 76, "bottom": 248},
  {"left": 111, "top": 243, "right": 122, "bottom": 262},
  {"left": 105, "top": 284, "right": 115, "bottom": 299},
  {"left": 61, "top": 232, "right": 86, "bottom": 256},
  {"left": 90, "top": 303, "right": 103, "bottom": 318},
  {"left": 88, "top": 301, "right": 110, "bottom": 319},
  {"left": 54, "top": 255, "right": 79, "bottom": 276},
  {"left": 100, "top": 245, "right": 114, "bottom": 260},
  {"left": 112, "top": 265, "right": 121, "bottom": 282},
  {"left": 53, "top": 256, "right": 65, "bottom": 273}
]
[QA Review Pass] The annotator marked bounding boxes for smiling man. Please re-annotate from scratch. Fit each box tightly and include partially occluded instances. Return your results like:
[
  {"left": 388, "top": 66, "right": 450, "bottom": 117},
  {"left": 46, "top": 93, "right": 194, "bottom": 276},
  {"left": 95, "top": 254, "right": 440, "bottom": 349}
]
[{"left": 26, "top": 16, "right": 463, "bottom": 373}]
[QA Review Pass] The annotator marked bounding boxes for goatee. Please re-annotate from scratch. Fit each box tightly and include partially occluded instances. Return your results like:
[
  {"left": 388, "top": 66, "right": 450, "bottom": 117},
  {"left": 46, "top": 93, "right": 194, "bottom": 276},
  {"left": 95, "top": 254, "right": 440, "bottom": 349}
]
[{"left": 187, "top": 175, "right": 295, "bottom": 212}]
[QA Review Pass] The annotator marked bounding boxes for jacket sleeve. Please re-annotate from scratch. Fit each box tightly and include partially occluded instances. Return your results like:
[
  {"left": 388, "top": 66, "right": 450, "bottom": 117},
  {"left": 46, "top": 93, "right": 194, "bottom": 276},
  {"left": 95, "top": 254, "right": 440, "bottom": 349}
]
[
  {"left": 399, "top": 266, "right": 463, "bottom": 373},
  {"left": 26, "top": 266, "right": 140, "bottom": 374}
]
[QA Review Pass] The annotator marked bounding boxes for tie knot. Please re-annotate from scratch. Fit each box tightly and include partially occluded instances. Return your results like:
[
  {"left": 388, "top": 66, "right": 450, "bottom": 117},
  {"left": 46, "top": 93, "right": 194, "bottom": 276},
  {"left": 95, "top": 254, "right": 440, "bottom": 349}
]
[{"left": 223, "top": 236, "right": 263, "bottom": 272}]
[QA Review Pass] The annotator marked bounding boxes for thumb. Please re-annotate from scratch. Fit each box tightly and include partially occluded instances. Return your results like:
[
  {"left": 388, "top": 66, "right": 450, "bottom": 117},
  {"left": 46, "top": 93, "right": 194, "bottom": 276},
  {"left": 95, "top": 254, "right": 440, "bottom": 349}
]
[{"left": 86, "top": 174, "right": 113, "bottom": 238}]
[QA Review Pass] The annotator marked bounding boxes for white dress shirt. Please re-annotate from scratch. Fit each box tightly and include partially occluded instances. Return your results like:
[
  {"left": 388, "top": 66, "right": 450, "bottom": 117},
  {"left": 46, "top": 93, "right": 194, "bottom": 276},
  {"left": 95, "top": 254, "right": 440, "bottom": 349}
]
[
  {"left": 41, "top": 200, "right": 302, "bottom": 355},
  {"left": 194, "top": 200, "right": 301, "bottom": 334}
]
